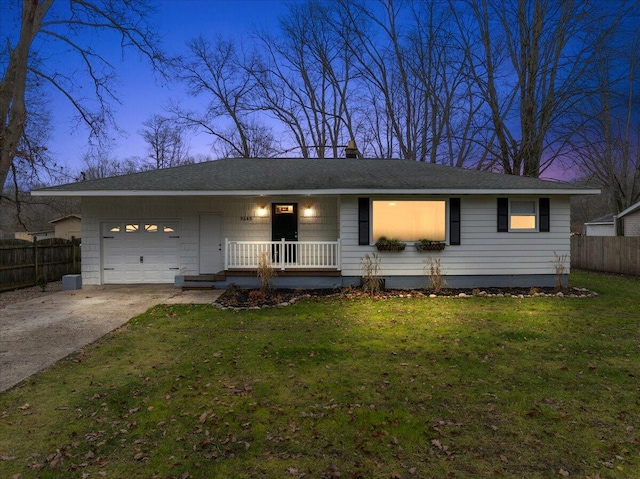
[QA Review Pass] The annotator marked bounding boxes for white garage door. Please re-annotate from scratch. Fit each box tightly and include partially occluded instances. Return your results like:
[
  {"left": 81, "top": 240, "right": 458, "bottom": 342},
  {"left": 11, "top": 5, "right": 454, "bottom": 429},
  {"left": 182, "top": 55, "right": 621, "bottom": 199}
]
[{"left": 102, "top": 221, "right": 180, "bottom": 284}]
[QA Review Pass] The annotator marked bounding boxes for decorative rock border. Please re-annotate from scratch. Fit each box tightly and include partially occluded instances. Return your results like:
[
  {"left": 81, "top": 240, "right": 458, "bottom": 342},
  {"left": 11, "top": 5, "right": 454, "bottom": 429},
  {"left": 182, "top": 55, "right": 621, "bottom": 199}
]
[{"left": 214, "top": 287, "right": 598, "bottom": 310}]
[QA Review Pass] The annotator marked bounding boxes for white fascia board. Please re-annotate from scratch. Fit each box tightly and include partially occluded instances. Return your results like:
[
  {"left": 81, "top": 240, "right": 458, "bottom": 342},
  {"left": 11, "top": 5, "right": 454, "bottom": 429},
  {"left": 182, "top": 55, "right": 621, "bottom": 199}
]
[
  {"left": 615, "top": 201, "right": 640, "bottom": 219},
  {"left": 31, "top": 187, "right": 601, "bottom": 197}
]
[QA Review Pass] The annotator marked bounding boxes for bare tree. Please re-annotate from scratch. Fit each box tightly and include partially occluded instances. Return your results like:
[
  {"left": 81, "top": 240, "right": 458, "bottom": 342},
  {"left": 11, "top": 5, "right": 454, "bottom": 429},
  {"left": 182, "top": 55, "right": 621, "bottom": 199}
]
[
  {"left": 329, "top": 0, "right": 480, "bottom": 164},
  {"left": 253, "top": 0, "right": 359, "bottom": 158},
  {"left": 1, "top": 0, "right": 163, "bottom": 196},
  {"left": 450, "top": 0, "right": 624, "bottom": 177},
  {"left": 174, "top": 36, "right": 276, "bottom": 158},
  {"left": 569, "top": 23, "right": 640, "bottom": 215},
  {"left": 77, "top": 146, "right": 142, "bottom": 181},
  {"left": 140, "top": 115, "right": 191, "bottom": 169}
]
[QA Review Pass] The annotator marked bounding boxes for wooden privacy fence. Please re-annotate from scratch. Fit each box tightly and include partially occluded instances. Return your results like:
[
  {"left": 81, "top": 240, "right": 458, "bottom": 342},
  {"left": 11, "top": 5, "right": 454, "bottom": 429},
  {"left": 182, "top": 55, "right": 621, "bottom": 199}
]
[
  {"left": 0, "top": 238, "right": 81, "bottom": 291},
  {"left": 571, "top": 236, "right": 640, "bottom": 276}
]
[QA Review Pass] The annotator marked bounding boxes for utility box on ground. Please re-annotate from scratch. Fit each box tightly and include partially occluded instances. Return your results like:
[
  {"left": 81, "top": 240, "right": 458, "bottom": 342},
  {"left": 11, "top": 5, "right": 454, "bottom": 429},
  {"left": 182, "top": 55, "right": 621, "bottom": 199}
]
[{"left": 62, "top": 274, "right": 82, "bottom": 290}]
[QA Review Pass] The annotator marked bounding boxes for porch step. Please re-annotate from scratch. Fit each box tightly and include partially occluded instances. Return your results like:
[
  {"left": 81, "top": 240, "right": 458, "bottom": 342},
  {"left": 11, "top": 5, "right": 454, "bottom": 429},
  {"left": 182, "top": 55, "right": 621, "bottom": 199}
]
[
  {"left": 184, "top": 273, "right": 227, "bottom": 282},
  {"left": 181, "top": 272, "right": 226, "bottom": 291},
  {"left": 182, "top": 284, "right": 216, "bottom": 291}
]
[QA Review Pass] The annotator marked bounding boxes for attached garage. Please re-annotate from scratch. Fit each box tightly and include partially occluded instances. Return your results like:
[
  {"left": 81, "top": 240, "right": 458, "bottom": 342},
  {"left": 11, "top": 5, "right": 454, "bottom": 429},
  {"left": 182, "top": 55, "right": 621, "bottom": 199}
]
[{"left": 102, "top": 221, "right": 180, "bottom": 284}]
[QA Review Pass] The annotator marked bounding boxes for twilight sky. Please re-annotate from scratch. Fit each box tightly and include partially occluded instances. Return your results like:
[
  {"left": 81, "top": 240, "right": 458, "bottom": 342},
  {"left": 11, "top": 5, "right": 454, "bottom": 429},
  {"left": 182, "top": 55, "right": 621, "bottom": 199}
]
[
  {"left": 37, "top": 0, "right": 290, "bottom": 177},
  {"left": 3, "top": 0, "right": 588, "bottom": 182}
]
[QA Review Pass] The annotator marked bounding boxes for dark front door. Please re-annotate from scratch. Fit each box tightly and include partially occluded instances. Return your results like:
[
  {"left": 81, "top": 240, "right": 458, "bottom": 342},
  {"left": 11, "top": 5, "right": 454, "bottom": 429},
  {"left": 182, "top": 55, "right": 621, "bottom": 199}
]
[{"left": 272, "top": 203, "right": 298, "bottom": 263}]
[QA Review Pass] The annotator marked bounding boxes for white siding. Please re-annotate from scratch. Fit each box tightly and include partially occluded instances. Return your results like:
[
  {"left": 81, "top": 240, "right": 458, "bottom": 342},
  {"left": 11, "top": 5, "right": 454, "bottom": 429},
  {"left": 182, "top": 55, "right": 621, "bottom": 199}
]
[
  {"left": 339, "top": 195, "right": 571, "bottom": 277},
  {"left": 622, "top": 210, "right": 640, "bottom": 236},
  {"left": 81, "top": 196, "right": 338, "bottom": 285},
  {"left": 585, "top": 224, "right": 616, "bottom": 236}
]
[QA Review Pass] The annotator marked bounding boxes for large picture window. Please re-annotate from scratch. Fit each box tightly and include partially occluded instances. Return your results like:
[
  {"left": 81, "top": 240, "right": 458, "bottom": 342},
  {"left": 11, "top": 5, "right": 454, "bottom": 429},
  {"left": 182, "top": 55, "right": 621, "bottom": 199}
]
[{"left": 372, "top": 200, "right": 446, "bottom": 241}]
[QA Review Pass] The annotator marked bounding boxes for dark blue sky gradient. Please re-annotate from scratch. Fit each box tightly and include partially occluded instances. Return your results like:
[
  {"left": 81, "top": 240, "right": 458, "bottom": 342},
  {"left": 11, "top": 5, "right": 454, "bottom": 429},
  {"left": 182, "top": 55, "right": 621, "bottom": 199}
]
[{"left": 42, "top": 1, "right": 288, "bottom": 175}]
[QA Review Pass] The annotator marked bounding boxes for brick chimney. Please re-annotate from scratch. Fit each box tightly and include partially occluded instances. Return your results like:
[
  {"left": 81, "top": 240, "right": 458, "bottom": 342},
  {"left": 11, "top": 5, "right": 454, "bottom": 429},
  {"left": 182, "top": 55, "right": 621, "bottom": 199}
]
[{"left": 345, "top": 139, "right": 359, "bottom": 159}]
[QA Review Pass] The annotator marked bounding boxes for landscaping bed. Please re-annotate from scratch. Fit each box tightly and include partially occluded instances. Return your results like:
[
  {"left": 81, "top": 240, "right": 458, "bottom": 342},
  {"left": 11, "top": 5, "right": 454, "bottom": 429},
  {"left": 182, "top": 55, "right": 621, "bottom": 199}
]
[{"left": 217, "top": 284, "right": 597, "bottom": 309}]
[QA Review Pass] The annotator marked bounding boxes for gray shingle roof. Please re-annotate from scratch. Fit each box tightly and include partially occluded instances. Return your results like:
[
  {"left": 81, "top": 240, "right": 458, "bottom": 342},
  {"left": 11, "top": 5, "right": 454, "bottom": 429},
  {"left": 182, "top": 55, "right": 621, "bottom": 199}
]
[{"left": 35, "top": 158, "right": 592, "bottom": 194}]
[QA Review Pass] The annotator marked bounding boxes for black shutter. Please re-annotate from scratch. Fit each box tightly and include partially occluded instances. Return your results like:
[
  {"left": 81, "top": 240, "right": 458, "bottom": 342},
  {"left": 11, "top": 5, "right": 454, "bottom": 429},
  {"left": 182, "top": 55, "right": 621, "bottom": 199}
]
[
  {"left": 497, "top": 198, "right": 509, "bottom": 232},
  {"left": 449, "top": 198, "right": 461, "bottom": 245},
  {"left": 539, "top": 198, "right": 550, "bottom": 232},
  {"left": 358, "top": 198, "right": 370, "bottom": 245}
]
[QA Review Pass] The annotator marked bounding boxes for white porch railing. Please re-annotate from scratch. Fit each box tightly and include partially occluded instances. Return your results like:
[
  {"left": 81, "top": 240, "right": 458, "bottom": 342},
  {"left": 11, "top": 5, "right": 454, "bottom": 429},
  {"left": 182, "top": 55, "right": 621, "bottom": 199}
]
[{"left": 225, "top": 238, "right": 341, "bottom": 271}]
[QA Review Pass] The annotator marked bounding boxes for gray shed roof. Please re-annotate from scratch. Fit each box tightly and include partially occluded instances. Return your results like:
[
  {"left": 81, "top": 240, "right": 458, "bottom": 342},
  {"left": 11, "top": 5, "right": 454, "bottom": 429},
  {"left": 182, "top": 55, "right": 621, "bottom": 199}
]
[
  {"left": 585, "top": 214, "right": 615, "bottom": 225},
  {"left": 33, "top": 158, "right": 598, "bottom": 196}
]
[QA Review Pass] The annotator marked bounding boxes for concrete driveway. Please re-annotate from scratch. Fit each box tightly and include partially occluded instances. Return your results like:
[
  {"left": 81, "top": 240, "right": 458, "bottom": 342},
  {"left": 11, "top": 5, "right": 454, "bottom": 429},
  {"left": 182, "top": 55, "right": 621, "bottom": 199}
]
[{"left": 0, "top": 285, "right": 222, "bottom": 392}]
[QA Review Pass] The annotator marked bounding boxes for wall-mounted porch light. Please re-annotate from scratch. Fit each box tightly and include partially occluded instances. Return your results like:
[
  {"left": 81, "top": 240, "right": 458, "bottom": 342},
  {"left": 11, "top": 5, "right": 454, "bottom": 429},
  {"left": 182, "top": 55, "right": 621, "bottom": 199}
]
[
  {"left": 303, "top": 205, "right": 315, "bottom": 217},
  {"left": 256, "top": 205, "right": 268, "bottom": 217}
]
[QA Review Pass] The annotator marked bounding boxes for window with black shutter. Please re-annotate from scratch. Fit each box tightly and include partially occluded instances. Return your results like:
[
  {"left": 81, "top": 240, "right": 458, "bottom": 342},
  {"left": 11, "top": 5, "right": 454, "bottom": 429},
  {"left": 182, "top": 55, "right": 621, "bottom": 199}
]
[
  {"left": 358, "top": 198, "right": 370, "bottom": 245},
  {"left": 449, "top": 198, "right": 461, "bottom": 245}
]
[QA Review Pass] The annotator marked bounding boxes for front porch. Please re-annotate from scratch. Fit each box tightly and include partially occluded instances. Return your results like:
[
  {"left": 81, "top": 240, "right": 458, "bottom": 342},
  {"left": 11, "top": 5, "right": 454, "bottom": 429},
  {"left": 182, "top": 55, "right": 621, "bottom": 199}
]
[{"left": 176, "top": 239, "right": 343, "bottom": 290}]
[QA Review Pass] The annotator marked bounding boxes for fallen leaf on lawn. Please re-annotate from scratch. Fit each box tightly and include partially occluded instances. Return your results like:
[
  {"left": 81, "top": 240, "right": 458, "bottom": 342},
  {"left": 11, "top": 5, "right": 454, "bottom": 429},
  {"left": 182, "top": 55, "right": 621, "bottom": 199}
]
[
  {"left": 17, "top": 403, "right": 30, "bottom": 410},
  {"left": 559, "top": 469, "right": 570, "bottom": 476},
  {"left": 500, "top": 455, "right": 508, "bottom": 463},
  {"left": 0, "top": 456, "right": 16, "bottom": 461}
]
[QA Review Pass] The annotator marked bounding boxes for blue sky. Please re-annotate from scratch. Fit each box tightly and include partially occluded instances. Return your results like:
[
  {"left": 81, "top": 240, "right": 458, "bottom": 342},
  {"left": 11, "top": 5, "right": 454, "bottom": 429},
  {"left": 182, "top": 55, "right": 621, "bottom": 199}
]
[{"left": 42, "top": 0, "right": 289, "bottom": 175}]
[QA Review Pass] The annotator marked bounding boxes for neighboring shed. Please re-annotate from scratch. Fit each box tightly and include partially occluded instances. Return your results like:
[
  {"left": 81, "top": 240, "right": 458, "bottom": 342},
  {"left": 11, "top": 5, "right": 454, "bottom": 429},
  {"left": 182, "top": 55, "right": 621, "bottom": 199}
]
[
  {"left": 14, "top": 230, "right": 56, "bottom": 242},
  {"left": 584, "top": 214, "right": 616, "bottom": 236},
  {"left": 50, "top": 214, "right": 82, "bottom": 240},
  {"left": 617, "top": 201, "right": 640, "bottom": 236}
]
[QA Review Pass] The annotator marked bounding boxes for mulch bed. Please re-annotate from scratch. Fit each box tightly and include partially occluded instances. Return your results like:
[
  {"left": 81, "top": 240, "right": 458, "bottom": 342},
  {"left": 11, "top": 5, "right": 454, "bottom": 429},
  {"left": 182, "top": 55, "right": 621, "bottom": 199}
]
[{"left": 216, "top": 285, "right": 597, "bottom": 309}]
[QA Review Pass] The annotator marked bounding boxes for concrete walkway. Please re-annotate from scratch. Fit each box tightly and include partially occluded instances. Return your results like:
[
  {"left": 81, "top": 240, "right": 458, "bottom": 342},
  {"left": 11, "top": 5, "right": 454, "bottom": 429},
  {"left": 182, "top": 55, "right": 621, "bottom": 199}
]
[{"left": 0, "top": 285, "right": 223, "bottom": 392}]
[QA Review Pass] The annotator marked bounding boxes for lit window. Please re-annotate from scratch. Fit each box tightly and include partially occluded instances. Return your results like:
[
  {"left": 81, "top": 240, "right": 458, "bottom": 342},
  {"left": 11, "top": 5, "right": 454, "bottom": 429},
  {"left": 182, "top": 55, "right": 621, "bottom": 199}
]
[
  {"left": 372, "top": 200, "right": 446, "bottom": 241},
  {"left": 276, "top": 205, "right": 294, "bottom": 214},
  {"left": 163, "top": 223, "right": 177, "bottom": 233},
  {"left": 107, "top": 224, "right": 121, "bottom": 233},
  {"left": 145, "top": 224, "right": 158, "bottom": 233},
  {"left": 510, "top": 200, "right": 537, "bottom": 230},
  {"left": 125, "top": 224, "right": 139, "bottom": 233}
]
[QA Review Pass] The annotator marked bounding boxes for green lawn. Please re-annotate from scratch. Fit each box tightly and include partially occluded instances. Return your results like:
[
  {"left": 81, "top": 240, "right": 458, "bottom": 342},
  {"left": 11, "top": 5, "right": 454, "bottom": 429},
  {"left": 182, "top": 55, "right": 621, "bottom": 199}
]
[{"left": 1, "top": 271, "right": 638, "bottom": 478}]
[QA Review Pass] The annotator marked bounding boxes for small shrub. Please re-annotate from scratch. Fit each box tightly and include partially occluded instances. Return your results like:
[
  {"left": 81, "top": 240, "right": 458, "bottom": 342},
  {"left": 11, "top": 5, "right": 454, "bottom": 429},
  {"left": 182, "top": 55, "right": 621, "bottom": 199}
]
[
  {"left": 256, "top": 251, "right": 276, "bottom": 292},
  {"left": 36, "top": 274, "right": 48, "bottom": 292},
  {"left": 552, "top": 252, "right": 568, "bottom": 291},
  {"left": 248, "top": 290, "right": 266, "bottom": 303},
  {"left": 472, "top": 288, "right": 481, "bottom": 296},
  {"left": 360, "top": 253, "right": 383, "bottom": 295},
  {"left": 424, "top": 257, "right": 446, "bottom": 293},
  {"left": 529, "top": 287, "right": 540, "bottom": 296}
]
